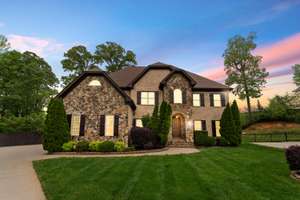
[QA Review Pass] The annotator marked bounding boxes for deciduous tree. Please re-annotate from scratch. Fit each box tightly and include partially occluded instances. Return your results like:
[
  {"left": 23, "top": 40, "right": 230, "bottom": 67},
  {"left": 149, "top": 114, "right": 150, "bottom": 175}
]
[
  {"left": 0, "top": 34, "right": 10, "bottom": 53},
  {"left": 293, "top": 64, "right": 300, "bottom": 87}
]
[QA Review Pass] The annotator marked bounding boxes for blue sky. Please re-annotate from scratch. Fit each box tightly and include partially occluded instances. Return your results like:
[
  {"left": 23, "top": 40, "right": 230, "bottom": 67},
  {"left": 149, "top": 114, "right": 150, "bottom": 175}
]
[{"left": 1, "top": 0, "right": 300, "bottom": 107}]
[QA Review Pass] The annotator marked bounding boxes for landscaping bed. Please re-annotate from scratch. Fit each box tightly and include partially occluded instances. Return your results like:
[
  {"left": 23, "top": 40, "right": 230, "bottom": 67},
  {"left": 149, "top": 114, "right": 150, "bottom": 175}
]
[{"left": 34, "top": 144, "right": 300, "bottom": 200}]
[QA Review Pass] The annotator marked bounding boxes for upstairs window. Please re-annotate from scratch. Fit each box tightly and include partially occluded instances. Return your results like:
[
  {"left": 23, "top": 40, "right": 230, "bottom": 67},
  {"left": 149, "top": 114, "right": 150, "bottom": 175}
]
[
  {"left": 141, "top": 92, "right": 155, "bottom": 105},
  {"left": 193, "top": 93, "right": 204, "bottom": 107},
  {"left": 213, "top": 94, "right": 221, "bottom": 107},
  {"left": 173, "top": 89, "right": 182, "bottom": 104},
  {"left": 210, "top": 93, "right": 225, "bottom": 107},
  {"left": 88, "top": 80, "right": 101, "bottom": 86}
]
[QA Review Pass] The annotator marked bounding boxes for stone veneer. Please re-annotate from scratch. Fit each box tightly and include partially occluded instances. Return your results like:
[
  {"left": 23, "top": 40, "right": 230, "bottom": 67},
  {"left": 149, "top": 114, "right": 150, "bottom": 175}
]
[{"left": 63, "top": 75, "right": 132, "bottom": 143}]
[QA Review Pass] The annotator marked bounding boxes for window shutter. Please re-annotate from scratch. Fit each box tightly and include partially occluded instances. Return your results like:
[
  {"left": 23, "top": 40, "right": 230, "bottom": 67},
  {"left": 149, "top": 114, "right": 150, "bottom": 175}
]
[
  {"left": 155, "top": 91, "right": 159, "bottom": 105},
  {"left": 67, "top": 114, "right": 72, "bottom": 129},
  {"left": 212, "top": 120, "right": 216, "bottom": 137},
  {"left": 114, "top": 115, "right": 119, "bottom": 137},
  {"left": 132, "top": 119, "right": 136, "bottom": 127},
  {"left": 137, "top": 92, "right": 141, "bottom": 105},
  {"left": 99, "top": 115, "right": 105, "bottom": 136},
  {"left": 221, "top": 94, "right": 226, "bottom": 107},
  {"left": 201, "top": 120, "right": 206, "bottom": 131},
  {"left": 79, "top": 115, "right": 85, "bottom": 136},
  {"left": 170, "top": 90, "right": 173, "bottom": 104},
  {"left": 182, "top": 89, "right": 187, "bottom": 104},
  {"left": 200, "top": 93, "right": 205, "bottom": 107},
  {"left": 210, "top": 94, "right": 214, "bottom": 107}
]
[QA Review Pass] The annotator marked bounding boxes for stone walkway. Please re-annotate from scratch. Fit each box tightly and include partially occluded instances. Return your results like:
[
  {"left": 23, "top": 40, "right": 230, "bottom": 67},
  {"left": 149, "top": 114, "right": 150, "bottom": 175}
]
[
  {"left": 253, "top": 142, "right": 300, "bottom": 149},
  {"left": 0, "top": 144, "right": 199, "bottom": 200}
]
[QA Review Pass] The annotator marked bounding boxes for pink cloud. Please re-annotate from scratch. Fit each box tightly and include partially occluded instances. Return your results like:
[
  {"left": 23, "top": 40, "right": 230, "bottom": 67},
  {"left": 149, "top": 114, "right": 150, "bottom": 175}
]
[
  {"left": 8, "top": 34, "right": 64, "bottom": 57},
  {"left": 199, "top": 32, "right": 300, "bottom": 81}
]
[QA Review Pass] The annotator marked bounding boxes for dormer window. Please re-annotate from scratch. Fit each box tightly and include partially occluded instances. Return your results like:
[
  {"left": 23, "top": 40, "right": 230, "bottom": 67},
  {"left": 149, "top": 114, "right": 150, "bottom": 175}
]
[
  {"left": 173, "top": 89, "right": 182, "bottom": 104},
  {"left": 88, "top": 80, "right": 101, "bottom": 86}
]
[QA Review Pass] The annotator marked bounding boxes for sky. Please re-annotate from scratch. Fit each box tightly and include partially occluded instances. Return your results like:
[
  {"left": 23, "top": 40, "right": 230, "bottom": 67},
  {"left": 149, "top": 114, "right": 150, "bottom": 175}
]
[{"left": 1, "top": 0, "right": 300, "bottom": 109}]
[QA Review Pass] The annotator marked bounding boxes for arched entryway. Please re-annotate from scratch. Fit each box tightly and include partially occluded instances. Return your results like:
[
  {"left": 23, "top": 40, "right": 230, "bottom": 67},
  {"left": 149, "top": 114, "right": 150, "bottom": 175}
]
[{"left": 172, "top": 113, "right": 185, "bottom": 139}]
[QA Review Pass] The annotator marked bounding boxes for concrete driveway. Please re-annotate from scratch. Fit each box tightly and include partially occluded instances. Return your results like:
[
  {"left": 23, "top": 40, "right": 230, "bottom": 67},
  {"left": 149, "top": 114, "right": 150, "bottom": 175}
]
[{"left": 0, "top": 144, "right": 199, "bottom": 200}]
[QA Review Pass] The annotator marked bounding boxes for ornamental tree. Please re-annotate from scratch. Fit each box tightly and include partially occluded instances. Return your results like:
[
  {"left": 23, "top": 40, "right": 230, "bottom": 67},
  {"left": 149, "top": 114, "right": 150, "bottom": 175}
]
[
  {"left": 231, "top": 100, "right": 241, "bottom": 144},
  {"left": 220, "top": 103, "right": 239, "bottom": 146}
]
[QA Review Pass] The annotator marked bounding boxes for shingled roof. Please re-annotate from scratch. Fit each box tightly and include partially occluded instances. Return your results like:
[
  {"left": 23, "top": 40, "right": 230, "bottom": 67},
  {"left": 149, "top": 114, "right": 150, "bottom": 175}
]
[{"left": 109, "top": 62, "right": 231, "bottom": 91}]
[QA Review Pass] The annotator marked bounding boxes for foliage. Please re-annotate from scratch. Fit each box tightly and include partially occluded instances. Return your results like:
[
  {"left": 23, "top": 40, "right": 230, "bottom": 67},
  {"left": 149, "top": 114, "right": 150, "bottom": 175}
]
[
  {"left": 286, "top": 145, "right": 300, "bottom": 171},
  {"left": 231, "top": 100, "right": 242, "bottom": 144},
  {"left": 129, "top": 127, "right": 160, "bottom": 150},
  {"left": 148, "top": 104, "right": 160, "bottom": 134},
  {"left": 0, "top": 34, "right": 10, "bottom": 53},
  {"left": 293, "top": 64, "right": 300, "bottom": 87},
  {"left": 0, "top": 50, "right": 58, "bottom": 116},
  {"left": 194, "top": 131, "right": 216, "bottom": 146},
  {"left": 141, "top": 114, "right": 151, "bottom": 128},
  {"left": 0, "top": 112, "right": 45, "bottom": 134},
  {"left": 223, "top": 32, "right": 268, "bottom": 119},
  {"left": 266, "top": 95, "right": 290, "bottom": 120},
  {"left": 62, "top": 141, "right": 76, "bottom": 152},
  {"left": 75, "top": 141, "right": 90, "bottom": 152},
  {"left": 158, "top": 101, "right": 172, "bottom": 145},
  {"left": 114, "top": 140, "right": 126, "bottom": 152},
  {"left": 89, "top": 141, "right": 102, "bottom": 151},
  {"left": 220, "top": 103, "right": 239, "bottom": 146},
  {"left": 95, "top": 42, "right": 137, "bottom": 72},
  {"left": 61, "top": 45, "right": 102, "bottom": 86},
  {"left": 257, "top": 100, "right": 264, "bottom": 111},
  {"left": 96, "top": 141, "right": 115, "bottom": 152},
  {"left": 43, "top": 98, "right": 70, "bottom": 153},
  {"left": 217, "top": 137, "right": 230, "bottom": 146}
]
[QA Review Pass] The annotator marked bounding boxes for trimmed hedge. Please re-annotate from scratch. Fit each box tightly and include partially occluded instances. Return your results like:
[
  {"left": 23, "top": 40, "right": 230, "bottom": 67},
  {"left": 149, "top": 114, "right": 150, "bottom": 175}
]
[
  {"left": 286, "top": 145, "right": 300, "bottom": 171},
  {"left": 129, "top": 127, "right": 161, "bottom": 150},
  {"left": 96, "top": 141, "right": 115, "bottom": 152},
  {"left": 194, "top": 131, "right": 215, "bottom": 146},
  {"left": 75, "top": 141, "right": 89, "bottom": 152}
]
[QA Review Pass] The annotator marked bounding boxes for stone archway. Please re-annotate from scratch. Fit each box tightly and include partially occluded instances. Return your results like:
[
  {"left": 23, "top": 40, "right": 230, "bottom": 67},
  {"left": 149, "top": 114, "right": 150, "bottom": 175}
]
[{"left": 172, "top": 113, "right": 185, "bottom": 139}]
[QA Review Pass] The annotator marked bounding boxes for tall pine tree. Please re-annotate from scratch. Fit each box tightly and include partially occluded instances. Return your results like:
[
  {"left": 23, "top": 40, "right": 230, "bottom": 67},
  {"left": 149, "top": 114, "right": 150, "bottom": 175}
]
[{"left": 220, "top": 103, "right": 239, "bottom": 146}]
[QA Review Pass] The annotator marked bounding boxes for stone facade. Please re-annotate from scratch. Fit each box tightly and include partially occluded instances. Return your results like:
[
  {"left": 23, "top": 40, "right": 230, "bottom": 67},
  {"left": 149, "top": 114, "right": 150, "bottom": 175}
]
[{"left": 63, "top": 75, "right": 132, "bottom": 142}]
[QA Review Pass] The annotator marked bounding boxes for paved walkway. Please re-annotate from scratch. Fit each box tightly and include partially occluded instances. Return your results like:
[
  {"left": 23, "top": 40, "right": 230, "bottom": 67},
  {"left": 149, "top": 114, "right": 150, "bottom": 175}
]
[
  {"left": 0, "top": 144, "right": 199, "bottom": 200},
  {"left": 253, "top": 142, "right": 300, "bottom": 149}
]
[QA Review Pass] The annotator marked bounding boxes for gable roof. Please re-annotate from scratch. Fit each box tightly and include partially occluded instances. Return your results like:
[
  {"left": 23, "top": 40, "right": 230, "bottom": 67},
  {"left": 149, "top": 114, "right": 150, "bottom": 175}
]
[
  {"left": 109, "top": 62, "right": 231, "bottom": 91},
  {"left": 159, "top": 69, "right": 197, "bottom": 89},
  {"left": 57, "top": 70, "right": 136, "bottom": 110}
]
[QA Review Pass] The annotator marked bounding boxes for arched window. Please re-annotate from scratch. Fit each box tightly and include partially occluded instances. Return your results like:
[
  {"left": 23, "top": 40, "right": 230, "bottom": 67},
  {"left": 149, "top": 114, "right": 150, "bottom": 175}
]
[
  {"left": 88, "top": 80, "right": 101, "bottom": 86},
  {"left": 173, "top": 89, "right": 182, "bottom": 104}
]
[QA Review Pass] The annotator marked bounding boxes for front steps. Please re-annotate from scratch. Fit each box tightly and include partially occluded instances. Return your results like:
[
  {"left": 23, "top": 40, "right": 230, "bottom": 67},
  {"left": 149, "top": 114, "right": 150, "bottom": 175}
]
[{"left": 168, "top": 138, "right": 195, "bottom": 148}]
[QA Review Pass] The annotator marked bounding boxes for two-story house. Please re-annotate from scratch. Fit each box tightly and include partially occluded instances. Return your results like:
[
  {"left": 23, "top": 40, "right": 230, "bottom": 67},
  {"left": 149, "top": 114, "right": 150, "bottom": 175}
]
[{"left": 57, "top": 62, "right": 231, "bottom": 144}]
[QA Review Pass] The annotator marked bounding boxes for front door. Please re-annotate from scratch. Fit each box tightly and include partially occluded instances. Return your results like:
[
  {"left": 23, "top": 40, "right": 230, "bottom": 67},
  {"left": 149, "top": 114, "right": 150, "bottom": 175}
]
[{"left": 172, "top": 115, "right": 182, "bottom": 138}]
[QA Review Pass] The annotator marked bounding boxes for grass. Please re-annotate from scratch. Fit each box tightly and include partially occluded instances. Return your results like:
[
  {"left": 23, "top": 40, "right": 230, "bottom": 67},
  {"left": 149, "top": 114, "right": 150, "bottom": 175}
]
[{"left": 33, "top": 144, "right": 300, "bottom": 200}]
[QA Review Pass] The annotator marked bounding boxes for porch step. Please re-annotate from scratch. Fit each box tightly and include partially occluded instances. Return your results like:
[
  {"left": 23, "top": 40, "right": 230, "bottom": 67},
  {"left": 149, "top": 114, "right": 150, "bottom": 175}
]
[
  {"left": 168, "top": 143, "right": 195, "bottom": 148},
  {"left": 168, "top": 138, "right": 194, "bottom": 148}
]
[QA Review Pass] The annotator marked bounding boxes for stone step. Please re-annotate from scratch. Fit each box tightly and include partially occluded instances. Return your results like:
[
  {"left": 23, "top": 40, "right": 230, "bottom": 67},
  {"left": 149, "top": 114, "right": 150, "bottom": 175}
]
[{"left": 168, "top": 144, "right": 195, "bottom": 148}]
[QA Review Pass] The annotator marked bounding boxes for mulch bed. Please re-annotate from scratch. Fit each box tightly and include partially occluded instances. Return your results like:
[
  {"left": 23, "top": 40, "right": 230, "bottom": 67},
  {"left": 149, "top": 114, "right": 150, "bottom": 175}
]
[{"left": 50, "top": 147, "right": 169, "bottom": 155}]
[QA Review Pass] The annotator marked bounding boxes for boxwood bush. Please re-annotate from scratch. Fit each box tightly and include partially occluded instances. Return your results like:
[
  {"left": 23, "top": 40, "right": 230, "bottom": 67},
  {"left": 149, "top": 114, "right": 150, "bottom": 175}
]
[
  {"left": 114, "top": 140, "right": 125, "bottom": 152},
  {"left": 286, "top": 145, "right": 300, "bottom": 171},
  {"left": 75, "top": 141, "right": 90, "bottom": 152},
  {"left": 96, "top": 141, "right": 115, "bottom": 152},
  {"left": 194, "top": 131, "right": 215, "bottom": 146},
  {"left": 62, "top": 141, "right": 76, "bottom": 152}
]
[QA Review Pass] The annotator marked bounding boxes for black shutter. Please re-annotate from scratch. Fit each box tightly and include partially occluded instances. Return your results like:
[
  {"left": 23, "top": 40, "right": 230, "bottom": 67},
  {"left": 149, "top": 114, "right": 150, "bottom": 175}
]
[
  {"left": 221, "top": 94, "right": 226, "bottom": 107},
  {"left": 67, "top": 114, "right": 72, "bottom": 129},
  {"left": 201, "top": 120, "right": 207, "bottom": 131},
  {"left": 99, "top": 115, "right": 105, "bottom": 136},
  {"left": 155, "top": 91, "right": 159, "bottom": 105},
  {"left": 79, "top": 115, "right": 85, "bottom": 136},
  {"left": 212, "top": 120, "right": 216, "bottom": 137},
  {"left": 200, "top": 93, "right": 205, "bottom": 107},
  {"left": 137, "top": 92, "right": 141, "bottom": 105},
  {"left": 210, "top": 94, "right": 214, "bottom": 107},
  {"left": 182, "top": 89, "right": 187, "bottom": 104},
  {"left": 170, "top": 90, "right": 173, "bottom": 103},
  {"left": 114, "top": 115, "right": 119, "bottom": 137},
  {"left": 132, "top": 119, "right": 136, "bottom": 127}
]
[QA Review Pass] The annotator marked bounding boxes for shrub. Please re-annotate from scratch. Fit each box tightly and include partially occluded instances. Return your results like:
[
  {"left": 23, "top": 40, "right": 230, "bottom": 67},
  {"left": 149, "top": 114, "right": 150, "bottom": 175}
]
[
  {"left": 129, "top": 127, "right": 161, "bottom": 150},
  {"left": 220, "top": 103, "right": 239, "bottom": 146},
  {"left": 114, "top": 140, "right": 126, "bottom": 152},
  {"left": 43, "top": 98, "right": 70, "bottom": 152},
  {"left": 89, "top": 141, "right": 102, "bottom": 151},
  {"left": 286, "top": 145, "right": 300, "bottom": 171},
  {"left": 194, "top": 131, "right": 215, "bottom": 146},
  {"left": 62, "top": 141, "right": 76, "bottom": 152},
  {"left": 217, "top": 137, "right": 229, "bottom": 146},
  {"left": 231, "top": 100, "right": 242, "bottom": 144},
  {"left": 141, "top": 114, "right": 151, "bottom": 128},
  {"left": 96, "top": 141, "right": 115, "bottom": 152},
  {"left": 159, "top": 101, "right": 172, "bottom": 145},
  {"left": 75, "top": 141, "right": 90, "bottom": 152}
]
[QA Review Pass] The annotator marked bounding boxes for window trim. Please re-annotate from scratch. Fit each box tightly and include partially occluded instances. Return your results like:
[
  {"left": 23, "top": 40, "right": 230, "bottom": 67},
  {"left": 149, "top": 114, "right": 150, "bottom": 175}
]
[{"left": 173, "top": 89, "right": 183, "bottom": 104}]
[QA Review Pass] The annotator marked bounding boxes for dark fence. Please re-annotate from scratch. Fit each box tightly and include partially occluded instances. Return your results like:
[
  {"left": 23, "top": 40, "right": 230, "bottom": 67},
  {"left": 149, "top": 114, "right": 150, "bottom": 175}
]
[
  {"left": 0, "top": 132, "right": 42, "bottom": 147},
  {"left": 242, "top": 132, "right": 300, "bottom": 142}
]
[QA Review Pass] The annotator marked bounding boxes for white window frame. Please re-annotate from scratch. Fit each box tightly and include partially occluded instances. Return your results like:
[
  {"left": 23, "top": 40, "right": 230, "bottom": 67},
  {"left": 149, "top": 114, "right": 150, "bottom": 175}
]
[
  {"left": 105, "top": 115, "right": 114, "bottom": 136},
  {"left": 135, "top": 119, "right": 143, "bottom": 127},
  {"left": 70, "top": 114, "right": 81, "bottom": 136},
  {"left": 141, "top": 92, "right": 155, "bottom": 105},
  {"left": 173, "top": 89, "right": 182, "bottom": 104},
  {"left": 193, "top": 93, "right": 200, "bottom": 107},
  {"left": 194, "top": 120, "right": 202, "bottom": 131},
  {"left": 213, "top": 94, "right": 222, "bottom": 107},
  {"left": 215, "top": 120, "right": 221, "bottom": 137}
]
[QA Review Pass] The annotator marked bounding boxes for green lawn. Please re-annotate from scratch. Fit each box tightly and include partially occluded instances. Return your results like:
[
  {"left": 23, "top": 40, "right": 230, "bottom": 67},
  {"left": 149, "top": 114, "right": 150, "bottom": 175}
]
[{"left": 33, "top": 144, "right": 300, "bottom": 200}]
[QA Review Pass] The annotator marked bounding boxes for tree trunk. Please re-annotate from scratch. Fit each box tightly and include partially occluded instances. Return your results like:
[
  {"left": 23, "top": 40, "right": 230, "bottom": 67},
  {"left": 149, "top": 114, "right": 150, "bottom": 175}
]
[
  {"left": 241, "top": 65, "right": 252, "bottom": 121},
  {"left": 246, "top": 95, "right": 252, "bottom": 121}
]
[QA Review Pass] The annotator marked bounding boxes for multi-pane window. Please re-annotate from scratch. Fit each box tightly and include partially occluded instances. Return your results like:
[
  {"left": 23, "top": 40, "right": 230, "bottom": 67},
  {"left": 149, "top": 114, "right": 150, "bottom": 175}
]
[
  {"left": 70, "top": 115, "right": 80, "bottom": 136},
  {"left": 194, "top": 120, "right": 202, "bottom": 131},
  {"left": 136, "top": 119, "right": 143, "bottom": 127},
  {"left": 215, "top": 120, "right": 221, "bottom": 137},
  {"left": 213, "top": 94, "right": 222, "bottom": 107},
  {"left": 174, "top": 89, "right": 182, "bottom": 104},
  {"left": 141, "top": 92, "right": 155, "bottom": 105},
  {"left": 105, "top": 115, "right": 114, "bottom": 136}
]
